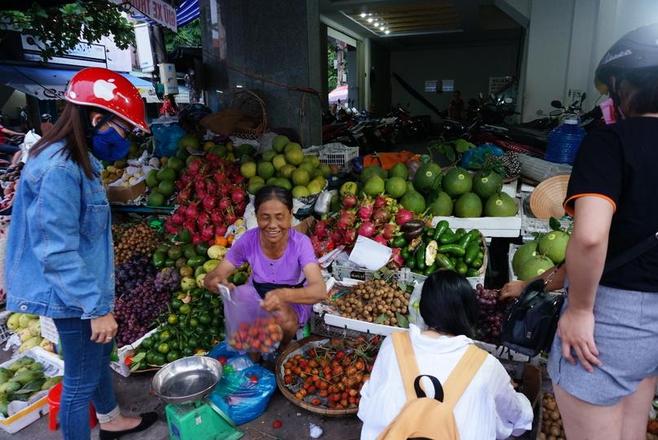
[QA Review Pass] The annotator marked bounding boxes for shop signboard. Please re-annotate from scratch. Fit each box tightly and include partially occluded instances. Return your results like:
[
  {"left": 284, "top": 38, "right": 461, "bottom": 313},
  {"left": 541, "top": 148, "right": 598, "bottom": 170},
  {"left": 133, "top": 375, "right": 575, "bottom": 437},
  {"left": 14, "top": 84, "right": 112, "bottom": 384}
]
[
  {"left": 21, "top": 34, "right": 107, "bottom": 69},
  {"left": 115, "top": 0, "right": 177, "bottom": 32}
]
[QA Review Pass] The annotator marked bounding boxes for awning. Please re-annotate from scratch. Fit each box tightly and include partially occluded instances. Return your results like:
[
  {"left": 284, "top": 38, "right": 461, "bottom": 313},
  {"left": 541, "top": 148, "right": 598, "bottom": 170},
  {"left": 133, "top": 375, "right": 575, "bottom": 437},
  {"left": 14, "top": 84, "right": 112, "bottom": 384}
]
[
  {"left": 132, "top": 0, "right": 200, "bottom": 28},
  {"left": 0, "top": 65, "right": 157, "bottom": 101}
]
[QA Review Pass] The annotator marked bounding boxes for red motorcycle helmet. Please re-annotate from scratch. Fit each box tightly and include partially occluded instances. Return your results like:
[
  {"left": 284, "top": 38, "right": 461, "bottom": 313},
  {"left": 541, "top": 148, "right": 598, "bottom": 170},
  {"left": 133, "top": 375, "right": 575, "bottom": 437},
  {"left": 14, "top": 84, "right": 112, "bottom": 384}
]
[{"left": 65, "top": 67, "right": 150, "bottom": 133}]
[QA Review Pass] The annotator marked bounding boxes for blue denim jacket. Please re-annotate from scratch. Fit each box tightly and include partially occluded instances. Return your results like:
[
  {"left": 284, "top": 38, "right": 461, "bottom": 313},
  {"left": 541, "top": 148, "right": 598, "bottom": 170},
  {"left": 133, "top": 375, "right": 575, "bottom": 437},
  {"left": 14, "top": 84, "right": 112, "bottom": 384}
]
[{"left": 5, "top": 141, "right": 114, "bottom": 319}]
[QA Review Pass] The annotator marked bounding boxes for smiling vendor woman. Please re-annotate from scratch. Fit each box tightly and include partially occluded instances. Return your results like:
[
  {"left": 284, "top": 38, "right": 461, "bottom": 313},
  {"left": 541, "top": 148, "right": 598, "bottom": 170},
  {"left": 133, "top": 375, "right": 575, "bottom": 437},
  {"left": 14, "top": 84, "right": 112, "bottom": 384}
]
[{"left": 205, "top": 186, "right": 326, "bottom": 344}]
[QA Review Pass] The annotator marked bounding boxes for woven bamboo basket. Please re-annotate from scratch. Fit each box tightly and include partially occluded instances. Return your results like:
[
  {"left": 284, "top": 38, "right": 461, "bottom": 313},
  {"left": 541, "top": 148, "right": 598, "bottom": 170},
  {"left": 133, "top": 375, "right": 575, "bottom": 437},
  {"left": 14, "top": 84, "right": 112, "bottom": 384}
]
[
  {"left": 275, "top": 336, "right": 358, "bottom": 417},
  {"left": 230, "top": 90, "right": 267, "bottom": 139}
]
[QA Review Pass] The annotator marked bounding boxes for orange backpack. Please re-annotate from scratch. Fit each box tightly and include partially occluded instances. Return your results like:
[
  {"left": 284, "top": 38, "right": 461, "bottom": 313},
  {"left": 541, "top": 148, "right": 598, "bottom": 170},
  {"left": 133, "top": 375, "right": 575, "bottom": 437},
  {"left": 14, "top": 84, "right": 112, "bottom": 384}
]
[{"left": 377, "top": 332, "right": 488, "bottom": 440}]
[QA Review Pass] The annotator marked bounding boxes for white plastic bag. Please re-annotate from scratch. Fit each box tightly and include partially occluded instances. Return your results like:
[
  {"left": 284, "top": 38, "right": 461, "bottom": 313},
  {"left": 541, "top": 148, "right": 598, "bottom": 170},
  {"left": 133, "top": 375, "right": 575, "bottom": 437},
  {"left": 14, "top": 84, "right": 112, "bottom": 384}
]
[
  {"left": 20, "top": 130, "right": 41, "bottom": 163},
  {"left": 407, "top": 281, "right": 427, "bottom": 330}
]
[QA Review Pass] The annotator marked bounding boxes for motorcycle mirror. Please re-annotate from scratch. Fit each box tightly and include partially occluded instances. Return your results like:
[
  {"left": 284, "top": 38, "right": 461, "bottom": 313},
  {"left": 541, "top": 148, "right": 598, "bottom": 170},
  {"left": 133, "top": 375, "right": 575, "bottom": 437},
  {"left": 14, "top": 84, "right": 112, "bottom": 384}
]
[
  {"left": 550, "top": 100, "right": 563, "bottom": 108},
  {"left": 504, "top": 97, "right": 513, "bottom": 104},
  {"left": 580, "top": 93, "right": 587, "bottom": 102}
]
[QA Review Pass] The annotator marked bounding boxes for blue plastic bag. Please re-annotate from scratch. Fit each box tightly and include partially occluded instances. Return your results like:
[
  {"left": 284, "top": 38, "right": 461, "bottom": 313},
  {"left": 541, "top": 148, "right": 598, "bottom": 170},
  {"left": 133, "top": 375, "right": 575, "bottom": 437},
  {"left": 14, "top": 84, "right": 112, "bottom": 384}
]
[
  {"left": 207, "top": 343, "right": 277, "bottom": 425},
  {"left": 460, "top": 143, "right": 504, "bottom": 170},
  {"left": 151, "top": 122, "right": 186, "bottom": 157}
]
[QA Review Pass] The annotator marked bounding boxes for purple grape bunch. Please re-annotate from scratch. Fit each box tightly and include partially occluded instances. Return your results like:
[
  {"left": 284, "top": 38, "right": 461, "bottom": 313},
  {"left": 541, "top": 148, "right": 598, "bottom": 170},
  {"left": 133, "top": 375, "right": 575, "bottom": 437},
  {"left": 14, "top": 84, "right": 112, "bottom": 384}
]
[
  {"left": 475, "top": 284, "right": 506, "bottom": 343},
  {"left": 113, "top": 256, "right": 169, "bottom": 347},
  {"left": 154, "top": 267, "right": 181, "bottom": 294}
]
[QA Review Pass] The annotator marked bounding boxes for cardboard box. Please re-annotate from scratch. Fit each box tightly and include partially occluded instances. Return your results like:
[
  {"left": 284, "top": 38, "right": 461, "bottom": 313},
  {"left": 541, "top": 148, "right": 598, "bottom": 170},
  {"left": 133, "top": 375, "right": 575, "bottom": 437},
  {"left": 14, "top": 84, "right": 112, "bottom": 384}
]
[{"left": 107, "top": 180, "right": 147, "bottom": 204}]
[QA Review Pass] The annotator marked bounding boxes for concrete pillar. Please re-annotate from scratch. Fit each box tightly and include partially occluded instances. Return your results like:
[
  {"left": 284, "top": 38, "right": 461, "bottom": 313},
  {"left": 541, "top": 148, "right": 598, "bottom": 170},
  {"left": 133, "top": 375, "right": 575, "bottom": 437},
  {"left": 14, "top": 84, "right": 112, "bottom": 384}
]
[
  {"left": 217, "top": 0, "right": 322, "bottom": 146},
  {"left": 199, "top": 0, "right": 228, "bottom": 111}
]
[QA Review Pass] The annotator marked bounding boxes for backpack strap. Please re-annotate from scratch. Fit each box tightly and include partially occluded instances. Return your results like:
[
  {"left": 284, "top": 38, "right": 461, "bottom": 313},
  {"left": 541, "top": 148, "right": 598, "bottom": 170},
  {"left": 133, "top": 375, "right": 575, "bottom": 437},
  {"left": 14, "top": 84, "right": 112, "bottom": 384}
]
[
  {"left": 391, "top": 332, "right": 420, "bottom": 403},
  {"left": 442, "top": 345, "right": 488, "bottom": 408}
]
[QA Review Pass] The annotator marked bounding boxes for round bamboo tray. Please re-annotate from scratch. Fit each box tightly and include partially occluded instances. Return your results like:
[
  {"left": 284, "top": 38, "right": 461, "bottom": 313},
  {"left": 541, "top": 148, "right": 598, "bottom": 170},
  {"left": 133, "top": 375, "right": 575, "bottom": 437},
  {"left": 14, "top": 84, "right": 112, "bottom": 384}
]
[{"left": 275, "top": 336, "right": 359, "bottom": 417}]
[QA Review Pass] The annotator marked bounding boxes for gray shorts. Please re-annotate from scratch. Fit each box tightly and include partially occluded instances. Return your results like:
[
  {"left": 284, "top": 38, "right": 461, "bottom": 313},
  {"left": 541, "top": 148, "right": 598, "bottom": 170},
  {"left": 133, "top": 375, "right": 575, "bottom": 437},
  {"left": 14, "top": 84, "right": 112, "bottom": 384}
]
[{"left": 548, "top": 284, "right": 658, "bottom": 406}]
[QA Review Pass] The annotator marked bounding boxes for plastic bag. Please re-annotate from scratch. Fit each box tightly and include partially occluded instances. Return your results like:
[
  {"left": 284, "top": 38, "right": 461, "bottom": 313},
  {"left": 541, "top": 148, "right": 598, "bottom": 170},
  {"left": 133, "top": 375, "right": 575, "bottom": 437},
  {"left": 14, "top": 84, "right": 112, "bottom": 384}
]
[
  {"left": 407, "top": 280, "right": 427, "bottom": 330},
  {"left": 207, "top": 343, "right": 277, "bottom": 425},
  {"left": 221, "top": 284, "right": 283, "bottom": 354},
  {"left": 151, "top": 121, "right": 186, "bottom": 157}
]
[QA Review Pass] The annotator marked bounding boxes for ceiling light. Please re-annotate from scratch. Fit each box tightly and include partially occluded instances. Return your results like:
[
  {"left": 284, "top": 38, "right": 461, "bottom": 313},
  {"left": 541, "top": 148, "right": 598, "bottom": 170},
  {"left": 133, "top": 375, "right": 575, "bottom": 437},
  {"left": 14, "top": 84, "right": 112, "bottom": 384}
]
[
  {"left": 379, "top": 25, "right": 385, "bottom": 30},
  {"left": 368, "top": 13, "right": 372, "bottom": 16},
  {"left": 374, "top": 20, "right": 379, "bottom": 25},
  {"left": 385, "top": 30, "right": 390, "bottom": 35},
  {"left": 360, "top": 12, "right": 366, "bottom": 18},
  {"left": 367, "top": 17, "right": 373, "bottom": 23}
]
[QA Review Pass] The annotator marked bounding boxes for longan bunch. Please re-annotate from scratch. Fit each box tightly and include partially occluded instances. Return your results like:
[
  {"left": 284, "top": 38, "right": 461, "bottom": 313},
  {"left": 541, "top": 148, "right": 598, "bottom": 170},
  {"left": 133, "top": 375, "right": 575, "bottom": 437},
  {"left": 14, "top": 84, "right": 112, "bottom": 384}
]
[
  {"left": 113, "top": 222, "right": 160, "bottom": 264},
  {"left": 335, "top": 279, "right": 410, "bottom": 326}
]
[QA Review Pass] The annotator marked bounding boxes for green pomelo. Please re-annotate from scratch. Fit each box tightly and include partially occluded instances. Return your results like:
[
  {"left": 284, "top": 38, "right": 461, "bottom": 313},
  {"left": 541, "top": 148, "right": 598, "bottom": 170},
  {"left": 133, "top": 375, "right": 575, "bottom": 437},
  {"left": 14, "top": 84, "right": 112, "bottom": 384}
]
[
  {"left": 517, "top": 255, "right": 555, "bottom": 281},
  {"left": 262, "top": 150, "right": 277, "bottom": 162},
  {"left": 484, "top": 192, "right": 518, "bottom": 217},
  {"left": 307, "top": 181, "right": 323, "bottom": 195},
  {"left": 429, "top": 192, "right": 453, "bottom": 216},
  {"left": 284, "top": 142, "right": 302, "bottom": 154},
  {"left": 292, "top": 168, "right": 311, "bottom": 186},
  {"left": 257, "top": 161, "right": 275, "bottom": 180},
  {"left": 389, "top": 162, "right": 409, "bottom": 180},
  {"left": 285, "top": 149, "right": 304, "bottom": 166},
  {"left": 145, "top": 170, "right": 159, "bottom": 188},
  {"left": 271, "top": 178, "right": 292, "bottom": 191},
  {"left": 454, "top": 192, "right": 483, "bottom": 218},
  {"left": 473, "top": 170, "right": 504, "bottom": 200},
  {"left": 292, "top": 186, "right": 310, "bottom": 198},
  {"left": 443, "top": 167, "right": 473, "bottom": 197},
  {"left": 157, "top": 167, "right": 176, "bottom": 182},
  {"left": 364, "top": 175, "right": 386, "bottom": 197},
  {"left": 413, "top": 162, "right": 442, "bottom": 194},
  {"left": 538, "top": 231, "right": 570, "bottom": 265},
  {"left": 400, "top": 190, "right": 426, "bottom": 214},
  {"left": 147, "top": 191, "right": 165, "bottom": 207},
  {"left": 272, "top": 135, "right": 289, "bottom": 153},
  {"left": 240, "top": 161, "right": 257, "bottom": 179},
  {"left": 166, "top": 157, "right": 184, "bottom": 173},
  {"left": 360, "top": 166, "right": 387, "bottom": 183},
  {"left": 385, "top": 177, "right": 408, "bottom": 199},
  {"left": 272, "top": 154, "right": 287, "bottom": 171},
  {"left": 157, "top": 180, "right": 175, "bottom": 197},
  {"left": 279, "top": 164, "right": 296, "bottom": 179},
  {"left": 512, "top": 241, "right": 539, "bottom": 274}
]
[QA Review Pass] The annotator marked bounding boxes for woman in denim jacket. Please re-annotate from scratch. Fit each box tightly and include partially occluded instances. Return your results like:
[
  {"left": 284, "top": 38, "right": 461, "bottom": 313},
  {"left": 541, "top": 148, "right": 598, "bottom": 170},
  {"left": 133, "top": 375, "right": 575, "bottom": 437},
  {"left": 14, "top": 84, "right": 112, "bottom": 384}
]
[{"left": 5, "top": 68, "right": 157, "bottom": 440}]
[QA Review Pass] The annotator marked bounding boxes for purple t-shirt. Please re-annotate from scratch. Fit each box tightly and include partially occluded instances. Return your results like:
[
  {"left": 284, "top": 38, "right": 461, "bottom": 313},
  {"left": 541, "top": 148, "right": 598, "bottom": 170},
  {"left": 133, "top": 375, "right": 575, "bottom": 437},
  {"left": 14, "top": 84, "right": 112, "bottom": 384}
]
[{"left": 226, "top": 228, "right": 318, "bottom": 285}]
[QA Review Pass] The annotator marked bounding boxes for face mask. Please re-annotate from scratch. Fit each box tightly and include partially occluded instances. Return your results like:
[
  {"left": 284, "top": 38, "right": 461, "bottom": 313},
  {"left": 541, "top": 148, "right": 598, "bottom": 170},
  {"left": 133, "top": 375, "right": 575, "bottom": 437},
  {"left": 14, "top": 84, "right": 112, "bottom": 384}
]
[{"left": 91, "top": 127, "right": 130, "bottom": 162}]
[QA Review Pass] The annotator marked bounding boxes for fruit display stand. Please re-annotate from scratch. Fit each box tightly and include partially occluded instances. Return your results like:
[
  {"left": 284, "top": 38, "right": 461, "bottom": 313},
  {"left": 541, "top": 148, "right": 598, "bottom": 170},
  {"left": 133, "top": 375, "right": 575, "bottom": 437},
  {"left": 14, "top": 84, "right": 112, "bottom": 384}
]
[
  {"left": 0, "top": 347, "right": 64, "bottom": 434},
  {"left": 430, "top": 199, "right": 523, "bottom": 238}
]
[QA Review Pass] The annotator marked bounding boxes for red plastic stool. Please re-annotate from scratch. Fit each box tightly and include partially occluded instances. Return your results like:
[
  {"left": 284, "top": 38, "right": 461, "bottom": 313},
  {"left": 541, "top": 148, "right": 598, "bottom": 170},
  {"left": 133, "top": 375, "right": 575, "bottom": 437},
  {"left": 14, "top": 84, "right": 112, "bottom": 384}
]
[{"left": 47, "top": 382, "right": 98, "bottom": 431}]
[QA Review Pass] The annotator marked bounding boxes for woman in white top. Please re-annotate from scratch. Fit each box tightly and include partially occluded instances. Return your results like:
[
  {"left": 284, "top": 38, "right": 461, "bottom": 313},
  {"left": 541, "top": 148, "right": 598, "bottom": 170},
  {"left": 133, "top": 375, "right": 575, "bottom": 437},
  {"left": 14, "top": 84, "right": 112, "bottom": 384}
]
[{"left": 358, "top": 270, "right": 533, "bottom": 439}]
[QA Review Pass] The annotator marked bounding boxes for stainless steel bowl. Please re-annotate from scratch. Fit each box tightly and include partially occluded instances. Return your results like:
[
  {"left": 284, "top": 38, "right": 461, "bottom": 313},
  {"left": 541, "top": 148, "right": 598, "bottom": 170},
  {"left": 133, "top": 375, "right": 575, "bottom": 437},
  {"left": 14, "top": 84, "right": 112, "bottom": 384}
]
[{"left": 152, "top": 356, "right": 223, "bottom": 404}]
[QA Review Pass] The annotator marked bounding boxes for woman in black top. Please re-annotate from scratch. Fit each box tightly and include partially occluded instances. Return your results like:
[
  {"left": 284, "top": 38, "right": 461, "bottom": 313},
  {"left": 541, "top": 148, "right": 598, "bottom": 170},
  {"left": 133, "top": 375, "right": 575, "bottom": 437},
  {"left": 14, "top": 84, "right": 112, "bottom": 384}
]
[{"left": 548, "top": 24, "right": 658, "bottom": 440}]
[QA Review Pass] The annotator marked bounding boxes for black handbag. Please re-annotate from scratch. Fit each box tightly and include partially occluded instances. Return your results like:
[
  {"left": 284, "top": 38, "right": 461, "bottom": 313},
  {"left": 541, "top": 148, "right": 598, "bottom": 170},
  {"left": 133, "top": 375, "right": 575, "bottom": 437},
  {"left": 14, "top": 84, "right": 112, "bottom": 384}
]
[{"left": 501, "top": 232, "right": 658, "bottom": 357}]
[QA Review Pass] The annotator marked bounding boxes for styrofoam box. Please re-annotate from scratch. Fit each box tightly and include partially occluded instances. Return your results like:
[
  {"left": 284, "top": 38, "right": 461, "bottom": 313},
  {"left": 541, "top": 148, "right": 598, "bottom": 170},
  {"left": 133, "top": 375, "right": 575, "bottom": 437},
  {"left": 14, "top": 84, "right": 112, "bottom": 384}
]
[
  {"left": 430, "top": 199, "right": 522, "bottom": 238},
  {"left": 110, "top": 327, "right": 160, "bottom": 377},
  {"left": 0, "top": 347, "right": 64, "bottom": 434}
]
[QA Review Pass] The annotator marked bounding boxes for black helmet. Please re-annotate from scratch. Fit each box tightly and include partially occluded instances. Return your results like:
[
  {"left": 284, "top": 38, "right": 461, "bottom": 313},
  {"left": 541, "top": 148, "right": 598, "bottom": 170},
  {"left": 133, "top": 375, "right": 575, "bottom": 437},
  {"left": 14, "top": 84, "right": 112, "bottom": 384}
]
[{"left": 595, "top": 23, "right": 658, "bottom": 86}]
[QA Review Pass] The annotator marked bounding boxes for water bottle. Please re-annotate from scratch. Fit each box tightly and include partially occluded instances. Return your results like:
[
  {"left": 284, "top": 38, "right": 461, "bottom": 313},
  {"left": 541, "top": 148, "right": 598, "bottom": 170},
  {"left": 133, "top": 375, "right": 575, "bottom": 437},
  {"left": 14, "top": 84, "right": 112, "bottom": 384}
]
[{"left": 545, "top": 116, "right": 586, "bottom": 164}]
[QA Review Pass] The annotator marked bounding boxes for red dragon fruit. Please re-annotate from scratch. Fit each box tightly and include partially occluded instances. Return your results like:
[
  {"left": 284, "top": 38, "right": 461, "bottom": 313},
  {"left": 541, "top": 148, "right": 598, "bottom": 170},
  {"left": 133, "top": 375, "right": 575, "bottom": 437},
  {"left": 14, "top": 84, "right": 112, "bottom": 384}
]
[
  {"left": 358, "top": 221, "right": 376, "bottom": 238},
  {"left": 342, "top": 194, "right": 357, "bottom": 209},
  {"left": 395, "top": 208, "right": 414, "bottom": 226},
  {"left": 382, "top": 223, "right": 398, "bottom": 240}
]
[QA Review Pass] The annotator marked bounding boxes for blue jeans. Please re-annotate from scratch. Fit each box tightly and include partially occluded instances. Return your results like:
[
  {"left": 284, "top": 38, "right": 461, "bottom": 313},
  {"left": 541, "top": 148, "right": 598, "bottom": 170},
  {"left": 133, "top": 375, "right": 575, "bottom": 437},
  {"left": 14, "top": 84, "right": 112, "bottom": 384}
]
[{"left": 54, "top": 318, "right": 119, "bottom": 440}]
